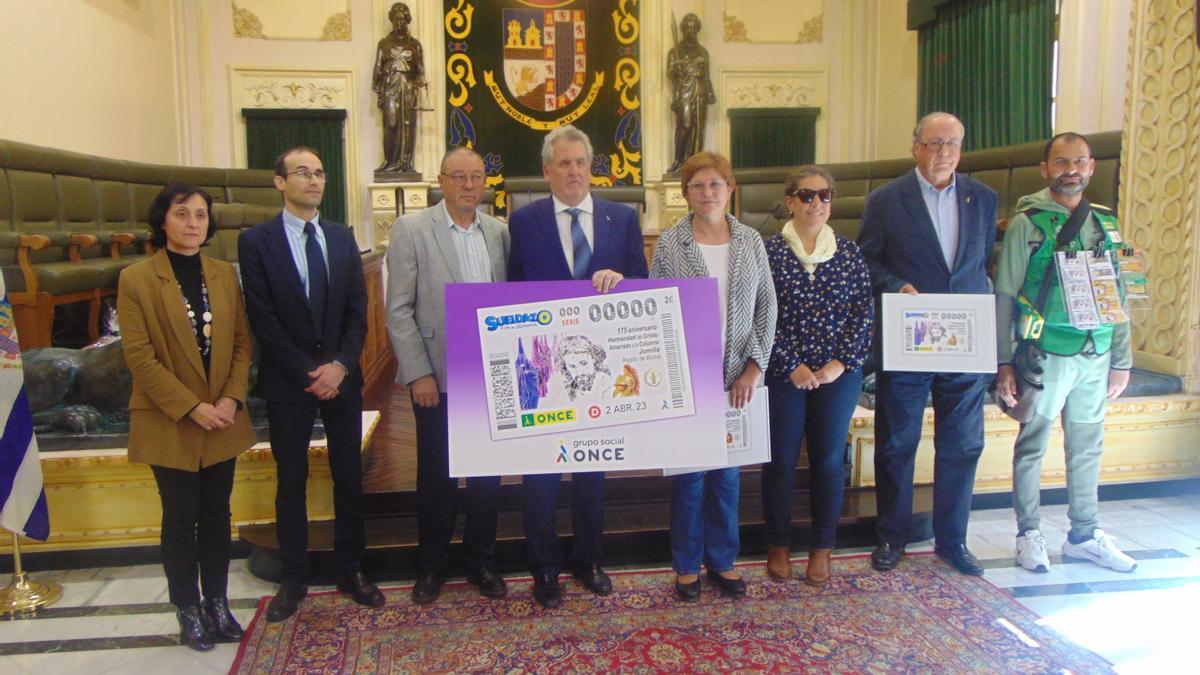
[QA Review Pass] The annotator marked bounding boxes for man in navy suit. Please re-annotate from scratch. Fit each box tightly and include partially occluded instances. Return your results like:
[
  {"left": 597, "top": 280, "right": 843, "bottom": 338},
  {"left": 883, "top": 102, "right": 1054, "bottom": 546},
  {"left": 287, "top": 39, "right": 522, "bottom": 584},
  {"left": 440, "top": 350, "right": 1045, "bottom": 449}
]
[
  {"left": 507, "top": 124, "right": 648, "bottom": 608},
  {"left": 857, "top": 112, "right": 998, "bottom": 577},
  {"left": 239, "top": 146, "right": 385, "bottom": 621}
]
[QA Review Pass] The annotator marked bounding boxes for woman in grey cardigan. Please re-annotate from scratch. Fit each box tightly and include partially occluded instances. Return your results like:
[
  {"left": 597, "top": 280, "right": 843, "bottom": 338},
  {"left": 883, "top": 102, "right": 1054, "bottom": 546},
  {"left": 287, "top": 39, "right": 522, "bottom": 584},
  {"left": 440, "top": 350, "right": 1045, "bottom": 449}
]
[{"left": 651, "top": 151, "right": 777, "bottom": 601}]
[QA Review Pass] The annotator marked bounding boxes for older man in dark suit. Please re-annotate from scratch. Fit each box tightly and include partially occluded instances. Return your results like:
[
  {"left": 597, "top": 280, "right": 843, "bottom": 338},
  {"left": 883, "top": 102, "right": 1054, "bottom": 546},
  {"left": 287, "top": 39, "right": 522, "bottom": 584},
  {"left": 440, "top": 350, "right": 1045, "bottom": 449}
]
[
  {"left": 506, "top": 124, "right": 647, "bottom": 608},
  {"left": 857, "top": 112, "right": 998, "bottom": 577},
  {"left": 239, "top": 146, "right": 385, "bottom": 622}
]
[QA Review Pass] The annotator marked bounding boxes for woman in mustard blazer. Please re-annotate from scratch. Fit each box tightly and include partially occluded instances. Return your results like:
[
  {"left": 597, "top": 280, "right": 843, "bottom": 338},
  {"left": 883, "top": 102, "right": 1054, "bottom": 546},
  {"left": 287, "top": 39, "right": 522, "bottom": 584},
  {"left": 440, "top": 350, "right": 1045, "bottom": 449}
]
[{"left": 118, "top": 183, "right": 255, "bottom": 651}]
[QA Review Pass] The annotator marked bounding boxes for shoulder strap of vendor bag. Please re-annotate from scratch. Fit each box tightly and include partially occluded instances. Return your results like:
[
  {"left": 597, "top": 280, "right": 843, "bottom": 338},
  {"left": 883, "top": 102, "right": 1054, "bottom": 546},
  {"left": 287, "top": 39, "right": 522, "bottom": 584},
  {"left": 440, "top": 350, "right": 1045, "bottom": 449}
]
[{"left": 1031, "top": 197, "right": 1093, "bottom": 316}]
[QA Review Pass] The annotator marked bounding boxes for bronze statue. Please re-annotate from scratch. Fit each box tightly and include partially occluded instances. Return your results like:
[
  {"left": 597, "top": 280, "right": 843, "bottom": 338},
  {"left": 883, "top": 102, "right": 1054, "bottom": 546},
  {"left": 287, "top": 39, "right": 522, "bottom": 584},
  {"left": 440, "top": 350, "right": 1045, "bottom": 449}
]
[
  {"left": 667, "top": 13, "right": 715, "bottom": 174},
  {"left": 374, "top": 2, "right": 425, "bottom": 176}
]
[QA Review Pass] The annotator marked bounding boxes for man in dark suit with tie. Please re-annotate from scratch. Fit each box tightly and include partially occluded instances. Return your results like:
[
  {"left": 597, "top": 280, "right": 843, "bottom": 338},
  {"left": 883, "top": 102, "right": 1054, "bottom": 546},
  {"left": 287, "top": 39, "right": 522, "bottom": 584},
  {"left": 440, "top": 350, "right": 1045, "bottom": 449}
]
[
  {"left": 506, "top": 124, "right": 648, "bottom": 608},
  {"left": 239, "top": 146, "right": 385, "bottom": 621},
  {"left": 857, "top": 112, "right": 998, "bottom": 577}
]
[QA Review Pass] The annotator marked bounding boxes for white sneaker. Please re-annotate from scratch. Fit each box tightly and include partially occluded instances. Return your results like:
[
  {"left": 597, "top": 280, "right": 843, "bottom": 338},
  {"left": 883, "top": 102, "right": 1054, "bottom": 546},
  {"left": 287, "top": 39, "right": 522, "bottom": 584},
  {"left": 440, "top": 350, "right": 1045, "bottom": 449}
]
[
  {"left": 1015, "top": 530, "right": 1051, "bottom": 573},
  {"left": 1061, "top": 529, "right": 1138, "bottom": 572}
]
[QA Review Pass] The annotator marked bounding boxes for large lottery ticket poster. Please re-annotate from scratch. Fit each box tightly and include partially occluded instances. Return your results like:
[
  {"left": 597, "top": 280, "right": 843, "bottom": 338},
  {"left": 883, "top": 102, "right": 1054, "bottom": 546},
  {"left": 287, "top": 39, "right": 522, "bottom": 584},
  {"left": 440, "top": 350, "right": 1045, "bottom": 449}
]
[{"left": 445, "top": 279, "right": 727, "bottom": 476}]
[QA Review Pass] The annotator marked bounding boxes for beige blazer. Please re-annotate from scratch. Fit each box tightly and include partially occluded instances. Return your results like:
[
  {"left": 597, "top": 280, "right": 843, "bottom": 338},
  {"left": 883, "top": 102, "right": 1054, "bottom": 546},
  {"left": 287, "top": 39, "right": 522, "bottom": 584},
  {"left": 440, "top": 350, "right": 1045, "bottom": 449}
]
[
  {"left": 385, "top": 201, "right": 509, "bottom": 391},
  {"left": 118, "top": 249, "right": 255, "bottom": 471}
]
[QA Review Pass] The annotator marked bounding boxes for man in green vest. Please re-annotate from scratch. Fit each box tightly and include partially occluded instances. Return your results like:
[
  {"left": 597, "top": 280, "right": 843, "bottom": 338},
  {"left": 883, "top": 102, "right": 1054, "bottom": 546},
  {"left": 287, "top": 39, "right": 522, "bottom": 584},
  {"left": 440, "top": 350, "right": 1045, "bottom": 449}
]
[{"left": 994, "top": 132, "right": 1136, "bottom": 574}]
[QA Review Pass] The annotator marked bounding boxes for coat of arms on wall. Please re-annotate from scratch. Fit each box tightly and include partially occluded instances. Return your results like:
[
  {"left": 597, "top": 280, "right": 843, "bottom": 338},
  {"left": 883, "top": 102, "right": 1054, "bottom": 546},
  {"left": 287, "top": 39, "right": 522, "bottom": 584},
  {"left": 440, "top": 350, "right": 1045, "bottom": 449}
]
[
  {"left": 501, "top": 9, "right": 589, "bottom": 111},
  {"left": 444, "top": 0, "right": 642, "bottom": 213}
]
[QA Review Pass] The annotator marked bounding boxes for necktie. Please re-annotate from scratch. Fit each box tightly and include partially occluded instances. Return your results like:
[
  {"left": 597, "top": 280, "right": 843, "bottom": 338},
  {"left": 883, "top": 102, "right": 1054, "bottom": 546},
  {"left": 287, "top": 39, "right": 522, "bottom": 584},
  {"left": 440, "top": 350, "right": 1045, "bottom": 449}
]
[
  {"left": 568, "top": 207, "right": 592, "bottom": 280},
  {"left": 304, "top": 221, "right": 327, "bottom": 333}
]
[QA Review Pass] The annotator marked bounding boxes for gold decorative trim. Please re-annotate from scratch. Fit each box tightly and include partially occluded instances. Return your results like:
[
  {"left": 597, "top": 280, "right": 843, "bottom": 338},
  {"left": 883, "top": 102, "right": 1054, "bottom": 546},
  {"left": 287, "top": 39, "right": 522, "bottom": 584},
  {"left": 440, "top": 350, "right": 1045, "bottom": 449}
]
[
  {"left": 797, "top": 14, "right": 823, "bottom": 44},
  {"left": 242, "top": 81, "right": 345, "bottom": 108},
  {"left": 723, "top": 12, "right": 749, "bottom": 43},
  {"left": 321, "top": 11, "right": 352, "bottom": 41},
  {"left": 445, "top": 0, "right": 474, "bottom": 40},
  {"left": 612, "top": 0, "right": 639, "bottom": 45},
  {"left": 232, "top": 4, "right": 264, "bottom": 38}
]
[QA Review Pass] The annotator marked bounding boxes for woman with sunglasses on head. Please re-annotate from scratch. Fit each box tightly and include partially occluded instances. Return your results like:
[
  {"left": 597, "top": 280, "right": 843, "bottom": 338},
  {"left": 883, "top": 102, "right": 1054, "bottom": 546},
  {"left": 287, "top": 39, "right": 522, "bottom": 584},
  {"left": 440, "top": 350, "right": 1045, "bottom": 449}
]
[
  {"left": 761, "top": 165, "right": 873, "bottom": 585},
  {"left": 651, "top": 151, "right": 777, "bottom": 601},
  {"left": 118, "top": 183, "right": 255, "bottom": 651}
]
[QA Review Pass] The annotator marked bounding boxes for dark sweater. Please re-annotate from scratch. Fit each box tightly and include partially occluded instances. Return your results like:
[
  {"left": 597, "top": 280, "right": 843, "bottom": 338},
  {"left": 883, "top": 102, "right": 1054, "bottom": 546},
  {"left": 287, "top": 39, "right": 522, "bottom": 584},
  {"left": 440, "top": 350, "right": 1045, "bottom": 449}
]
[{"left": 166, "top": 249, "right": 210, "bottom": 374}]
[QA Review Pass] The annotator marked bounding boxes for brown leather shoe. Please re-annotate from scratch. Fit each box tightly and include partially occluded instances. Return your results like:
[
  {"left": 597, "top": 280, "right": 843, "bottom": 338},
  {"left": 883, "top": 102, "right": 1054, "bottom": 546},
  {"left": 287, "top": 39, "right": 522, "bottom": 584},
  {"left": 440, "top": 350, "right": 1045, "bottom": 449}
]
[
  {"left": 766, "top": 545, "right": 792, "bottom": 581},
  {"left": 805, "top": 549, "right": 832, "bottom": 586}
]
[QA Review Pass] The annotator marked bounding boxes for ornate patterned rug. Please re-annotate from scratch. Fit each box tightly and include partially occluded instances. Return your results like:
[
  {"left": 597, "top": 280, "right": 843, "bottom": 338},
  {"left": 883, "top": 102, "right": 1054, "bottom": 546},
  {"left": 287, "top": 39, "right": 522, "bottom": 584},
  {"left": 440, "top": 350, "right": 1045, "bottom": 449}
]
[{"left": 230, "top": 553, "right": 1112, "bottom": 673}]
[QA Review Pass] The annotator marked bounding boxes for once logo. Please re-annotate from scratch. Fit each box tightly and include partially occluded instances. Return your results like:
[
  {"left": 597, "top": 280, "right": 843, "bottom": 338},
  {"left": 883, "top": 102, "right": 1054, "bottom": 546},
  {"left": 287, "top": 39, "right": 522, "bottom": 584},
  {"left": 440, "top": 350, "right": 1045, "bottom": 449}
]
[
  {"left": 520, "top": 408, "right": 577, "bottom": 427},
  {"left": 588, "top": 405, "right": 602, "bottom": 419},
  {"left": 556, "top": 438, "right": 627, "bottom": 464}
]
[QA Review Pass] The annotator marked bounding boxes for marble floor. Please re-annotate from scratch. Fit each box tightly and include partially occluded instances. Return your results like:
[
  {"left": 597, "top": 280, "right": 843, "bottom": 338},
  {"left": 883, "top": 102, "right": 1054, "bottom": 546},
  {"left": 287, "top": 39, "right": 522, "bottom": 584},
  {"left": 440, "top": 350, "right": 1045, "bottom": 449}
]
[{"left": 1, "top": 493, "right": 1197, "bottom": 674}]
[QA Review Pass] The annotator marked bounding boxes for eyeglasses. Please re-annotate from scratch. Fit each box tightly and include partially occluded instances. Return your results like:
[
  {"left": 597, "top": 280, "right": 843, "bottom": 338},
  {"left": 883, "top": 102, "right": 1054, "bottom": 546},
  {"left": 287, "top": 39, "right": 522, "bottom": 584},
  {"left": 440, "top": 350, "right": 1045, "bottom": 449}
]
[
  {"left": 788, "top": 188, "right": 834, "bottom": 204},
  {"left": 440, "top": 172, "right": 486, "bottom": 186},
  {"left": 286, "top": 168, "right": 327, "bottom": 182},
  {"left": 685, "top": 179, "right": 729, "bottom": 193},
  {"left": 915, "top": 138, "right": 963, "bottom": 153}
]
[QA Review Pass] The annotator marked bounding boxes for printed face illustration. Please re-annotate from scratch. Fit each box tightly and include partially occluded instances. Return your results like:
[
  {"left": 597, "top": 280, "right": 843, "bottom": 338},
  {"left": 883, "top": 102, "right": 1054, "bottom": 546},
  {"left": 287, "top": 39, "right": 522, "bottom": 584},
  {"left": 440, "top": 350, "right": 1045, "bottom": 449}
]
[{"left": 563, "top": 351, "right": 598, "bottom": 387}]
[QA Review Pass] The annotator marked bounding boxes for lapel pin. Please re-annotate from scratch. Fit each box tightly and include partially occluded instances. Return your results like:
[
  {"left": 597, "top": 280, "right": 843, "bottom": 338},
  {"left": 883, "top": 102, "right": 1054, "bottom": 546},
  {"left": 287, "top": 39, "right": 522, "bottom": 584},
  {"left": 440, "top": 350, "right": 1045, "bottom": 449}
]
[{"left": 966, "top": 196, "right": 972, "bottom": 204}]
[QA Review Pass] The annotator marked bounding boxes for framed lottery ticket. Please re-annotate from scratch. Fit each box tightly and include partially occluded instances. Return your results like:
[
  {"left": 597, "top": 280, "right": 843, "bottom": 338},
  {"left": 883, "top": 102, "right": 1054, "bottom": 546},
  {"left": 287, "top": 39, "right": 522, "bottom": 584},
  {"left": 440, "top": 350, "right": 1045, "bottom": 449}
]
[{"left": 881, "top": 293, "right": 998, "bottom": 373}]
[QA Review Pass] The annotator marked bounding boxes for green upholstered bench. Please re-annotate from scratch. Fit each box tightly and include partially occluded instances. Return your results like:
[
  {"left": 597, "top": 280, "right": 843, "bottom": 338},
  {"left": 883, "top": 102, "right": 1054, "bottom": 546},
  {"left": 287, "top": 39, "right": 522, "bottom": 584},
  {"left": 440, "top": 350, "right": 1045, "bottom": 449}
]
[{"left": 0, "top": 137, "right": 280, "bottom": 349}]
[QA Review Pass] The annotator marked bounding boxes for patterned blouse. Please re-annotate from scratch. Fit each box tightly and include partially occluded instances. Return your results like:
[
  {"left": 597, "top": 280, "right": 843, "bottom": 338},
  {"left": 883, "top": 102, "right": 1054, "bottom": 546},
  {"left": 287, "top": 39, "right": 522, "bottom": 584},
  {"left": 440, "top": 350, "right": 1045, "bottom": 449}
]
[{"left": 766, "top": 234, "right": 874, "bottom": 382}]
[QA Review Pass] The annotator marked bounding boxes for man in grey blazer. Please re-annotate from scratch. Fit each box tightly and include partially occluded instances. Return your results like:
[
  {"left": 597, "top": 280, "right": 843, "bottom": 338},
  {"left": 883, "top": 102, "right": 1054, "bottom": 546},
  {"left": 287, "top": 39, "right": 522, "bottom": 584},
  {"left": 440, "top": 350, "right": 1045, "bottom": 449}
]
[{"left": 386, "top": 147, "right": 510, "bottom": 604}]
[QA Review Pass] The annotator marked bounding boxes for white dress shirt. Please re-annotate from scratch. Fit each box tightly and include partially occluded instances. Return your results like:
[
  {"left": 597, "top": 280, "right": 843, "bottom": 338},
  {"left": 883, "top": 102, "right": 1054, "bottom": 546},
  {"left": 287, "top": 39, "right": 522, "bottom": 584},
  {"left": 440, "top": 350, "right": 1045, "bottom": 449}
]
[{"left": 553, "top": 194, "right": 595, "bottom": 276}]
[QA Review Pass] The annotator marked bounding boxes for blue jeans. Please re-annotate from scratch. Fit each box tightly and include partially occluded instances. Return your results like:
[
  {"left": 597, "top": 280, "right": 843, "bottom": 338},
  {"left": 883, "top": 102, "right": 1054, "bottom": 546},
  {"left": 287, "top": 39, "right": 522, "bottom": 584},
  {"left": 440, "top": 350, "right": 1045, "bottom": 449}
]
[
  {"left": 763, "top": 369, "right": 863, "bottom": 549},
  {"left": 669, "top": 468, "right": 740, "bottom": 574}
]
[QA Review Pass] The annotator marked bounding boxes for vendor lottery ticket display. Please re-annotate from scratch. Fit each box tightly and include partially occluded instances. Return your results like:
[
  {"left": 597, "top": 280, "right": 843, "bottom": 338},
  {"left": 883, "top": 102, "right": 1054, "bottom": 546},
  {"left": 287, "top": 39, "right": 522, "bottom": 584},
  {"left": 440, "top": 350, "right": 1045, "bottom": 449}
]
[
  {"left": 479, "top": 287, "right": 695, "bottom": 440},
  {"left": 1054, "top": 250, "right": 1129, "bottom": 329},
  {"left": 444, "top": 279, "right": 728, "bottom": 477}
]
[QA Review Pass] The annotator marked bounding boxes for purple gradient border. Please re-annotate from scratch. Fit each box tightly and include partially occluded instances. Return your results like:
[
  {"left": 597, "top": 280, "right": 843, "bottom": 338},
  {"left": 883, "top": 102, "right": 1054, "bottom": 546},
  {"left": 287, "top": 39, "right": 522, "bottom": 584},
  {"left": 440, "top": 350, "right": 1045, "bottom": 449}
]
[{"left": 445, "top": 278, "right": 726, "bottom": 476}]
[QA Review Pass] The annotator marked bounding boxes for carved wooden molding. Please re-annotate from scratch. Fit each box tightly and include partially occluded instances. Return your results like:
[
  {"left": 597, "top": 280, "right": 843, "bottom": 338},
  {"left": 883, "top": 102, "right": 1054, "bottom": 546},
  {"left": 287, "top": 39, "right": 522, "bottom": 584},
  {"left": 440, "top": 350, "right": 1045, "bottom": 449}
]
[{"left": 1121, "top": 0, "right": 1200, "bottom": 388}]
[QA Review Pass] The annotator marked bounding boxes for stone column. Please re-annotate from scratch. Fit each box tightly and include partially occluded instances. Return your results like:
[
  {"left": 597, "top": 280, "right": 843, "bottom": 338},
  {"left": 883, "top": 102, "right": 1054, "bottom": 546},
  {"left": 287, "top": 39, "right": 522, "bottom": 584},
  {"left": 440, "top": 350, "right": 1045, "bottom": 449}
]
[{"left": 1120, "top": 0, "right": 1200, "bottom": 390}]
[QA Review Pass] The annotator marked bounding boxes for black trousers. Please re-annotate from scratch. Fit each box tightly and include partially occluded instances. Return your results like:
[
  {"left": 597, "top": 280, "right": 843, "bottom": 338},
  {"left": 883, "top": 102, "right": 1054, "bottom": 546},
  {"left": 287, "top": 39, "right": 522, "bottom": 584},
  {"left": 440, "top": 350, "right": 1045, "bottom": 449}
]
[
  {"left": 523, "top": 472, "right": 605, "bottom": 577},
  {"left": 269, "top": 390, "right": 365, "bottom": 583},
  {"left": 151, "top": 458, "right": 237, "bottom": 607},
  {"left": 412, "top": 394, "right": 501, "bottom": 573}
]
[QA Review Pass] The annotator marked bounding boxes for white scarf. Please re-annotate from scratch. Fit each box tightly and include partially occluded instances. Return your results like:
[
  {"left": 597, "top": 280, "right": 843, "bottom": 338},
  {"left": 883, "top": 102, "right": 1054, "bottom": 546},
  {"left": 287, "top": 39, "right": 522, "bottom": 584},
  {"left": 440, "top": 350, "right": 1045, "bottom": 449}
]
[{"left": 781, "top": 220, "right": 837, "bottom": 277}]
